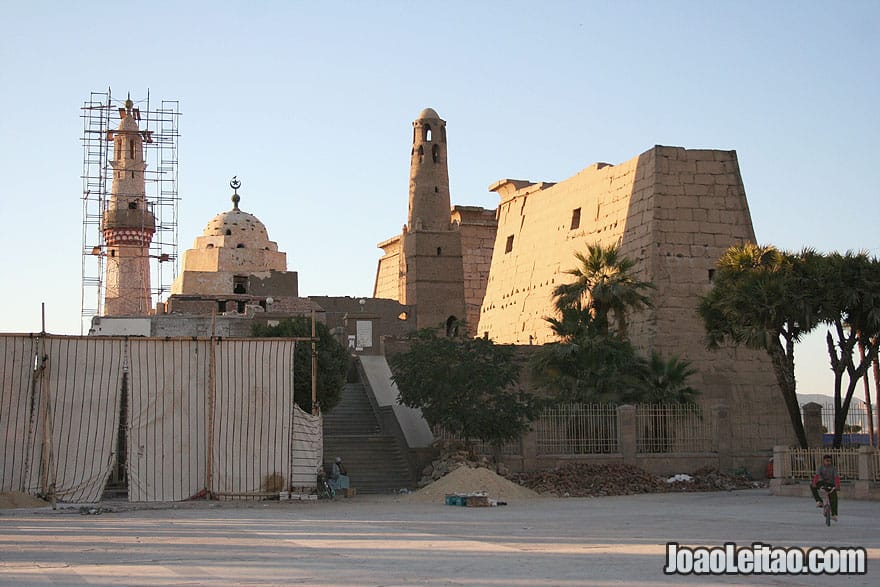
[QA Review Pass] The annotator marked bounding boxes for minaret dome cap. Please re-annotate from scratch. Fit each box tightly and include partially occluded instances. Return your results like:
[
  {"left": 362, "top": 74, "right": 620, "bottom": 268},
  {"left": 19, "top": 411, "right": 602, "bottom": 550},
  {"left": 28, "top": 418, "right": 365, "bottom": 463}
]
[{"left": 417, "top": 107, "right": 441, "bottom": 120}]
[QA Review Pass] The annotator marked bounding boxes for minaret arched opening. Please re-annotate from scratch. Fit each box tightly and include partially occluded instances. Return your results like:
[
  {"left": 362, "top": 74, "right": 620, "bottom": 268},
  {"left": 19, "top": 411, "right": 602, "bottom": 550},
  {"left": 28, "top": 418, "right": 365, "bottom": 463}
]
[
  {"left": 432, "top": 144, "right": 440, "bottom": 163},
  {"left": 424, "top": 125, "right": 432, "bottom": 141}
]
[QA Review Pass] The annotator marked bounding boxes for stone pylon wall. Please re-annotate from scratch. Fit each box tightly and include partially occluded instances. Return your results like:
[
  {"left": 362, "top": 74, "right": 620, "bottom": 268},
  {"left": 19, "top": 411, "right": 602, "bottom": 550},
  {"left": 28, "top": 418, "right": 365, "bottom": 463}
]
[{"left": 477, "top": 145, "right": 794, "bottom": 450}]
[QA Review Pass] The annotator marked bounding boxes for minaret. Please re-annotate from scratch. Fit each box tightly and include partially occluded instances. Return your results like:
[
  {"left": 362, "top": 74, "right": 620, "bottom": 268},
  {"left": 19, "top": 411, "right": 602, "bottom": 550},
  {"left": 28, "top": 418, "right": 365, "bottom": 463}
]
[
  {"left": 407, "top": 108, "right": 451, "bottom": 231},
  {"left": 102, "top": 95, "right": 155, "bottom": 316},
  {"left": 401, "top": 108, "right": 465, "bottom": 333}
]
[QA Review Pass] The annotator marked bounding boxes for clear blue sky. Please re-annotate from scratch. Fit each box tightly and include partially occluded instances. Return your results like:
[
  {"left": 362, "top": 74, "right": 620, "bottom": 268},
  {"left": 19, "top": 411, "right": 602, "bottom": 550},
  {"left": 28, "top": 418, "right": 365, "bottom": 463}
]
[{"left": 1, "top": 0, "right": 878, "bottom": 401}]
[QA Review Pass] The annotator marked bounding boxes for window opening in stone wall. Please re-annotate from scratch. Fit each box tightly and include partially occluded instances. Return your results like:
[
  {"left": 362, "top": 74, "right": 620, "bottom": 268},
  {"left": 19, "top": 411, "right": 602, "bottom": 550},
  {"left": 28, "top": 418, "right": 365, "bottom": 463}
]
[
  {"left": 110, "top": 249, "right": 116, "bottom": 257},
  {"left": 436, "top": 247, "right": 442, "bottom": 256},
  {"left": 207, "top": 244, "right": 214, "bottom": 249},
  {"left": 236, "top": 243, "right": 245, "bottom": 248},
  {"left": 129, "top": 139, "right": 135, "bottom": 159},
  {"left": 505, "top": 235, "right": 514, "bottom": 253},
  {"left": 434, "top": 186, "right": 438, "bottom": 193},
  {"left": 708, "top": 269, "right": 715, "bottom": 282},
  {"left": 418, "top": 145, "right": 424, "bottom": 163},
  {"left": 130, "top": 171, "right": 134, "bottom": 179},
  {"left": 128, "top": 202, "right": 137, "bottom": 209},
  {"left": 424, "top": 125, "right": 432, "bottom": 141},
  {"left": 432, "top": 144, "right": 439, "bottom": 163},
  {"left": 218, "top": 300, "right": 227, "bottom": 313},
  {"left": 233, "top": 276, "right": 247, "bottom": 294},
  {"left": 570, "top": 207, "right": 581, "bottom": 230},
  {"left": 225, "top": 229, "right": 232, "bottom": 235},
  {"left": 237, "top": 301, "right": 246, "bottom": 313}
]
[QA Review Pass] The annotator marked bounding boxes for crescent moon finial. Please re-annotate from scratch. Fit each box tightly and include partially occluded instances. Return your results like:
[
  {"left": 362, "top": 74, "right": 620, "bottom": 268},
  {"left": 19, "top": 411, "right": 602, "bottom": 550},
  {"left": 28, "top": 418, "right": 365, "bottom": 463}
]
[{"left": 230, "top": 176, "right": 241, "bottom": 210}]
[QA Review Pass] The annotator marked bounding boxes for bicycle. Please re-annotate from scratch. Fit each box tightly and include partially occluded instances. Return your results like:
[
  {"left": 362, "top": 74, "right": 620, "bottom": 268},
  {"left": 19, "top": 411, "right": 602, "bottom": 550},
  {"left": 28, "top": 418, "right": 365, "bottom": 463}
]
[
  {"left": 818, "top": 486, "right": 836, "bottom": 526},
  {"left": 317, "top": 471, "right": 336, "bottom": 500}
]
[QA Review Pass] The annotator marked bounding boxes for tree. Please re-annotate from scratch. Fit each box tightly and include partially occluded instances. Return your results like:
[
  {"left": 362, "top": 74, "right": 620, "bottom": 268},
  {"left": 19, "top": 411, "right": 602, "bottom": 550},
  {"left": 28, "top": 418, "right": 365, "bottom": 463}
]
[
  {"left": 532, "top": 306, "right": 649, "bottom": 403},
  {"left": 252, "top": 317, "right": 349, "bottom": 413},
  {"left": 551, "top": 243, "right": 654, "bottom": 338},
  {"left": 698, "top": 244, "right": 823, "bottom": 448},
  {"left": 818, "top": 251, "right": 880, "bottom": 447},
  {"left": 389, "top": 330, "right": 542, "bottom": 449},
  {"left": 643, "top": 352, "right": 699, "bottom": 405}
]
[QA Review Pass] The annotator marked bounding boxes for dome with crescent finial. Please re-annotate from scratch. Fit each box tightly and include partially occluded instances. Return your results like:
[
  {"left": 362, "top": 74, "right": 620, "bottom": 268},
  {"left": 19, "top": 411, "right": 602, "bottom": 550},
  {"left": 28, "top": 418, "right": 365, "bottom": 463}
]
[{"left": 202, "top": 208, "right": 271, "bottom": 245}]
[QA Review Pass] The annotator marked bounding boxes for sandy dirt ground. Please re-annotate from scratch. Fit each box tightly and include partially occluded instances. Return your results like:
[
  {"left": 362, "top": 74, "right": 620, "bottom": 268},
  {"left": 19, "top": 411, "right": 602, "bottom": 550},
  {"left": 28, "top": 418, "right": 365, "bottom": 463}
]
[{"left": 0, "top": 488, "right": 877, "bottom": 587}]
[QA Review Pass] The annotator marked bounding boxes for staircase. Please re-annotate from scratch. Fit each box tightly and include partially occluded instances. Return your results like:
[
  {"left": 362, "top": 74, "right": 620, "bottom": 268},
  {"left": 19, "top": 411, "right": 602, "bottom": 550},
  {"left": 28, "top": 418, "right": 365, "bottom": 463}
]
[{"left": 322, "top": 382, "right": 413, "bottom": 494}]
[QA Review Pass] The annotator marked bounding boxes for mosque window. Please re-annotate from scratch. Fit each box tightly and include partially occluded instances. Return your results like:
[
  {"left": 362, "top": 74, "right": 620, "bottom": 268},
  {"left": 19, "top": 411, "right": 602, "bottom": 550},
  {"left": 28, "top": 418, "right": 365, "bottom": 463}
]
[
  {"left": 424, "top": 124, "right": 432, "bottom": 141},
  {"left": 436, "top": 247, "right": 442, "bottom": 256},
  {"left": 434, "top": 186, "right": 439, "bottom": 193},
  {"left": 236, "top": 243, "right": 245, "bottom": 248},
  {"left": 128, "top": 202, "right": 137, "bottom": 210},
  {"left": 570, "top": 208, "right": 581, "bottom": 230},
  {"left": 237, "top": 301, "right": 246, "bottom": 313},
  {"left": 418, "top": 145, "right": 424, "bottom": 163},
  {"left": 129, "top": 139, "right": 135, "bottom": 159},
  {"left": 505, "top": 235, "right": 514, "bottom": 253},
  {"left": 206, "top": 244, "right": 214, "bottom": 249},
  {"left": 218, "top": 300, "right": 227, "bottom": 312},
  {"left": 233, "top": 276, "right": 247, "bottom": 294},
  {"left": 432, "top": 144, "right": 439, "bottom": 163},
  {"left": 708, "top": 269, "right": 715, "bottom": 282},
  {"left": 225, "top": 229, "right": 232, "bottom": 235}
]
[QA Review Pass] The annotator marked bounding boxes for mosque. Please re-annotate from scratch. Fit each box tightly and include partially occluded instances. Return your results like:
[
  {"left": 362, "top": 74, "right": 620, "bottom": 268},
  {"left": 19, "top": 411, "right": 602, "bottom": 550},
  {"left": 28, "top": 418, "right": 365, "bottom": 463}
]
[{"left": 88, "top": 99, "right": 796, "bottom": 483}]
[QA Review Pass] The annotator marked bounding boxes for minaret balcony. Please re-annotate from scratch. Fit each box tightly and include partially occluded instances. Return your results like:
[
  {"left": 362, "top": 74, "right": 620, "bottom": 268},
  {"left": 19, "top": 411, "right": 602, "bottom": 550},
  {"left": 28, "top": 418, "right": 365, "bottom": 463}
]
[{"left": 102, "top": 208, "right": 156, "bottom": 231}]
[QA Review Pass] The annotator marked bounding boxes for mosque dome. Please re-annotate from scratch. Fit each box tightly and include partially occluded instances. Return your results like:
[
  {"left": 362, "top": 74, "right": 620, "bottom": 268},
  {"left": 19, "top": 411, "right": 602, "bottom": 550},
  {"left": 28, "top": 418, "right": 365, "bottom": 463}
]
[
  {"left": 418, "top": 107, "right": 440, "bottom": 120},
  {"left": 201, "top": 208, "right": 275, "bottom": 249}
]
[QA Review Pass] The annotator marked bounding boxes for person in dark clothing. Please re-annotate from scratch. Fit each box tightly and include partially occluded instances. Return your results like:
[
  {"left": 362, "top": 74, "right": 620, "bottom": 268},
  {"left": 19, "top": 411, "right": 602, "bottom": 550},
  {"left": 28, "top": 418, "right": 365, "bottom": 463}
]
[{"left": 810, "top": 454, "right": 840, "bottom": 521}]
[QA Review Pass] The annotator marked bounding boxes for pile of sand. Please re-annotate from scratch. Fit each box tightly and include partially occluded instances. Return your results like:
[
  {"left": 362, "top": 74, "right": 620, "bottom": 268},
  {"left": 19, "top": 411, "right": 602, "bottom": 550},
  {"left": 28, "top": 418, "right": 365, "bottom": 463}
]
[
  {"left": 404, "top": 465, "right": 542, "bottom": 504},
  {"left": 0, "top": 491, "right": 49, "bottom": 510}
]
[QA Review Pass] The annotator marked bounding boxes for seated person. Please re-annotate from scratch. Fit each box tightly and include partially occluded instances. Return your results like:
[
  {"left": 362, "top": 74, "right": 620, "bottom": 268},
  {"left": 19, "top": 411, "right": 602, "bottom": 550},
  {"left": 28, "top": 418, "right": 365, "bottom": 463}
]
[{"left": 328, "top": 456, "right": 350, "bottom": 490}]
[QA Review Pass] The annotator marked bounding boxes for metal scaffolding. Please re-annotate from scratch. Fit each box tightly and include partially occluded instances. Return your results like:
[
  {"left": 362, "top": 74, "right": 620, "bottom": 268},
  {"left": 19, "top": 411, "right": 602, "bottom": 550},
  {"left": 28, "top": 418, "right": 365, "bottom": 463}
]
[{"left": 80, "top": 89, "right": 181, "bottom": 333}]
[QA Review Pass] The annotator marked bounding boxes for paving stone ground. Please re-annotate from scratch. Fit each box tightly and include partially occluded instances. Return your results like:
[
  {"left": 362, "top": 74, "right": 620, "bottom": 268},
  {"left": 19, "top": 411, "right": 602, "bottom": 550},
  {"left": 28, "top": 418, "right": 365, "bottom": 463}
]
[{"left": 0, "top": 489, "right": 877, "bottom": 586}]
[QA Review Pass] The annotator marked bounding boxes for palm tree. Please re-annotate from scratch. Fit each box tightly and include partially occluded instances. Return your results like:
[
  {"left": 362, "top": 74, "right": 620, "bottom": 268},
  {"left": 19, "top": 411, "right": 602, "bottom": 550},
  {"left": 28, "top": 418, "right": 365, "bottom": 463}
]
[
  {"left": 643, "top": 352, "right": 699, "bottom": 405},
  {"left": 699, "top": 243, "right": 823, "bottom": 448},
  {"left": 552, "top": 243, "right": 654, "bottom": 338}
]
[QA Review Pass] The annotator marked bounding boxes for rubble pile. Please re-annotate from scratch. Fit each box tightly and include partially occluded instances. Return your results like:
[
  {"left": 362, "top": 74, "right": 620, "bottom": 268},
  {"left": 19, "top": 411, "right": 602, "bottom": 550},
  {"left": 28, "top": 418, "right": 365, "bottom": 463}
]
[
  {"left": 511, "top": 463, "right": 667, "bottom": 497},
  {"left": 511, "top": 463, "right": 765, "bottom": 497},
  {"left": 665, "top": 466, "right": 764, "bottom": 492},
  {"left": 417, "top": 441, "right": 507, "bottom": 488}
]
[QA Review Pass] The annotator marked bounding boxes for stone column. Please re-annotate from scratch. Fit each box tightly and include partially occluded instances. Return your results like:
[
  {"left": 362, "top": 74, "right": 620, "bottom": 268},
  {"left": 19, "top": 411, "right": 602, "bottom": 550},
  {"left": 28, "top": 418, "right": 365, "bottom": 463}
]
[
  {"left": 769, "top": 445, "right": 789, "bottom": 493},
  {"left": 802, "top": 402, "right": 824, "bottom": 448},
  {"left": 617, "top": 405, "right": 637, "bottom": 465},
  {"left": 853, "top": 445, "right": 874, "bottom": 499}
]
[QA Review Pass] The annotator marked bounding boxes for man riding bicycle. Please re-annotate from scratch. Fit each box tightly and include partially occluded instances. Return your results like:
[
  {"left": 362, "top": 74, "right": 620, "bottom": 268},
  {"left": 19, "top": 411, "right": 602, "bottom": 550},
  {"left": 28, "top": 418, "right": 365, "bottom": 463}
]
[{"left": 810, "top": 454, "right": 840, "bottom": 522}]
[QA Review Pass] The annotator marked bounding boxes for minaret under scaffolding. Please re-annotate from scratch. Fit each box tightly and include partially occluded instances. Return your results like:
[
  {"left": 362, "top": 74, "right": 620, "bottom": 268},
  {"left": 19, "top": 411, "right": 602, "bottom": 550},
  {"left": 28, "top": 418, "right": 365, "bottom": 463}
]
[{"left": 102, "top": 96, "right": 155, "bottom": 316}]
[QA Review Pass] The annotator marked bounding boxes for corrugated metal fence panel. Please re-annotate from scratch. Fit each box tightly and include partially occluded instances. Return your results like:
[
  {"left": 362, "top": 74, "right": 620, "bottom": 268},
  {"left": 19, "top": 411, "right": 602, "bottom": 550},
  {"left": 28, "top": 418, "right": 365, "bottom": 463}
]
[
  {"left": 127, "top": 338, "right": 210, "bottom": 502},
  {"left": 291, "top": 405, "right": 322, "bottom": 489},
  {"left": 0, "top": 335, "right": 39, "bottom": 492},
  {"left": 212, "top": 339, "right": 295, "bottom": 496},
  {"left": 39, "top": 336, "right": 125, "bottom": 502}
]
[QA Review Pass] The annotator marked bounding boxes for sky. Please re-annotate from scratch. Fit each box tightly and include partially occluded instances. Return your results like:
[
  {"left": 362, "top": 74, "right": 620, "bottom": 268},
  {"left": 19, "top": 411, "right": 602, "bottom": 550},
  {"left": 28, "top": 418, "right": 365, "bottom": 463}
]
[{"left": 1, "top": 0, "right": 878, "bottom": 402}]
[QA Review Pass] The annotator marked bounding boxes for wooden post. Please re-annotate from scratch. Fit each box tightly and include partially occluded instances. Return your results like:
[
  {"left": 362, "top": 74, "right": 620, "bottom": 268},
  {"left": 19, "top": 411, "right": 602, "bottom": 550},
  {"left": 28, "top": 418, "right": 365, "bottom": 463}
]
[
  {"left": 311, "top": 309, "right": 318, "bottom": 414},
  {"left": 206, "top": 309, "right": 216, "bottom": 498}
]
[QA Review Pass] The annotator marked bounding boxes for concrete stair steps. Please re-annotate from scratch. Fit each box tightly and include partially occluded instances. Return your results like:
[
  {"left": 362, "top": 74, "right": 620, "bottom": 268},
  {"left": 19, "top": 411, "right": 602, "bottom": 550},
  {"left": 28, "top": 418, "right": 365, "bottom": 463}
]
[{"left": 323, "top": 435, "right": 412, "bottom": 494}]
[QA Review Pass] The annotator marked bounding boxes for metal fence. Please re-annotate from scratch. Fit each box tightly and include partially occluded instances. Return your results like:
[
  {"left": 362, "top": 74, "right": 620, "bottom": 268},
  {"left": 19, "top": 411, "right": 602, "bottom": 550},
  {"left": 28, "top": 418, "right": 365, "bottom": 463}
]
[
  {"left": 535, "top": 403, "right": 618, "bottom": 455},
  {"left": 433, "top": 427, "right": 520, "bottom": 456},
  {"left": 784, "top": 448, "right": 860, "bottom": 480},
  {"left": 636, "top": 404, "right": 714, "bottom": 453}
]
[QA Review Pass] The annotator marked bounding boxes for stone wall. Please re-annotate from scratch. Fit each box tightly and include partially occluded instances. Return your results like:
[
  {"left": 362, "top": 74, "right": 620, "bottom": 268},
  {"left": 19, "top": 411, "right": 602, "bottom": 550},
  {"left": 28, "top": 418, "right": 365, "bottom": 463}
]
[
  {"left": 452, "top": 206, "right": 498, "bottom": 337},
  {"left": 476, "top": 145, "right": 794, "bottom": 451}
]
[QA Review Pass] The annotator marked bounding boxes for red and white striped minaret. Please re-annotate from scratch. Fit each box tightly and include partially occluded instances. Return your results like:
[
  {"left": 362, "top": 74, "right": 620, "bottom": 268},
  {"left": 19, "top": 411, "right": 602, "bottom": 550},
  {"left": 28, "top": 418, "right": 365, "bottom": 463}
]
[{"left": 102, "top": 95, "right": 155, "bottom": 316}]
